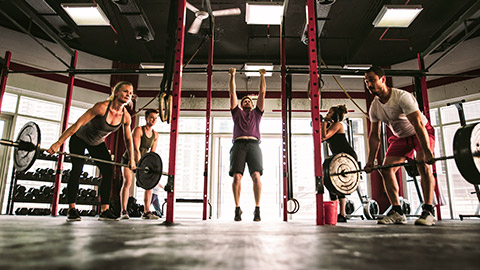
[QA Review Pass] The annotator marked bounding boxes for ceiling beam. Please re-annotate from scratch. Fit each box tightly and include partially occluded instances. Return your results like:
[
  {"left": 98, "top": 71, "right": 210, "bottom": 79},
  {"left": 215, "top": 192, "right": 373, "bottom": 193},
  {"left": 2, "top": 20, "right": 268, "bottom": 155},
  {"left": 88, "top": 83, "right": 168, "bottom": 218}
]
[{"left": 421, "top": 0, "right": 480, "bottom": 58}]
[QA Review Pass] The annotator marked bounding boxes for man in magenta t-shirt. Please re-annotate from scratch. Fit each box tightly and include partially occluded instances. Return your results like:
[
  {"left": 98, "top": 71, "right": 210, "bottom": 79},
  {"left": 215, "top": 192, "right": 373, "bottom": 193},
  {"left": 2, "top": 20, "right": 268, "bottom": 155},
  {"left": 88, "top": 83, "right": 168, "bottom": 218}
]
[{"left": 228, "top": 68, "right": 266, "bottom": 222}]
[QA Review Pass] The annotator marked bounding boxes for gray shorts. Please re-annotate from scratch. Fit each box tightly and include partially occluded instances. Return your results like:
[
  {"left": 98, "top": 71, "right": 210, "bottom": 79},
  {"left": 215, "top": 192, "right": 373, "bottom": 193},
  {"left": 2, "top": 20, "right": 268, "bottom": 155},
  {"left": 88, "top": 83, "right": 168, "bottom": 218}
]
[{"left": 229, "top": 139, "right": 263, "bottom": 177}]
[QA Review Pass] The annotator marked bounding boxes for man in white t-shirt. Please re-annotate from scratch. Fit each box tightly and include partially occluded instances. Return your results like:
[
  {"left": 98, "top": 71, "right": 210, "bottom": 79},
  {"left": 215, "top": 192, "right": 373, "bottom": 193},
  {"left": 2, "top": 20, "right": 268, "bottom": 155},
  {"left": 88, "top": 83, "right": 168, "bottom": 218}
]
[{"left": 364, "top": 66, "right": 436, "bottom": 226}]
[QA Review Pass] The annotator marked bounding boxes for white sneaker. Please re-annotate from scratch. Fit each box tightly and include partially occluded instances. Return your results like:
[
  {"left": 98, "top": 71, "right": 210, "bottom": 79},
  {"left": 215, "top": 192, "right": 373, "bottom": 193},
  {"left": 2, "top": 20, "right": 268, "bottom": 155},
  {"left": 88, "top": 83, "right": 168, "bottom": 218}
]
[
  {"left": 415, "top": 210, "right": 435, "bottom": 226},
  {"left": 377, "top": 210, "right": 407, "bottom": 225},
  {"left": 142, "top": 211, "right": 159, "bottom": 220},
  {"left": 120, "top": 210, "right": 130, "bottom": 220}
]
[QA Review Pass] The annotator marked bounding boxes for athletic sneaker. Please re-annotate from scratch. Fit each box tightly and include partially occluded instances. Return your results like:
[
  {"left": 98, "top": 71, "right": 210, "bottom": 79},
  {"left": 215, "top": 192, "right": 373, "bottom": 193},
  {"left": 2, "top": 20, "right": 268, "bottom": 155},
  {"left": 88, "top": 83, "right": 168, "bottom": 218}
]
[
  {"left": 142, "top": 211, "right": 159, "bottom": 220},
  {"left": 234, "top": 207, "right": 242, "bottom": 221},
  {"left": 377, "top": 210, "right": 407, "bottom": 225},
  {"left": 120, "top": 210, "right": 130, "bottom": 220},
  {"left": 337, "top": 214, "right": 347, "bottom": 223},
  {"left": 415, "top": 210, "right": 435, "bottom": 226},
  {"left": 67, "top": 208, "right": 81, "bottom": 222},
  {"left": 98, "top": 209, "right": 119, "bottom": 221},
  {"left": 253, "top": 207, "right": 261, "bottom": 222}
]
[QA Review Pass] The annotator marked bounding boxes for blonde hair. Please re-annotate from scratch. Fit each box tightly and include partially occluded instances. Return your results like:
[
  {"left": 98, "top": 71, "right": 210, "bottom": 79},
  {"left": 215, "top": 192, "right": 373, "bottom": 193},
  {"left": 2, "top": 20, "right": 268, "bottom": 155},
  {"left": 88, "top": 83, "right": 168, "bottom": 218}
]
[
  {"left": 331, "top": 104, "right": 348, "bottom": 122},
  {"left": 108, "top": 81, "right": 133, "bottom": 101}
]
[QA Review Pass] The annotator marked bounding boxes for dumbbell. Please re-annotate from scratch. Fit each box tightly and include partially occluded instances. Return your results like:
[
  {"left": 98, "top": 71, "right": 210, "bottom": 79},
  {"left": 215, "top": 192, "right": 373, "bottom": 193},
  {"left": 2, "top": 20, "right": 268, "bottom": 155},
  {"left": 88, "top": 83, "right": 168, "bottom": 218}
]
[
  {"left": 16, "top": 185, "right": 26, "bottom": 194},
  {"left": 28, "top": 208, "right": 42, "bottom": 215},
  {"left": 345, "top": 199, "right": 355, "bottom": 215},
  {"left": 62, "top": 169, "right": 71, "bottom": 182},
  {"left": 15, "top": 207, "right": 29, "bottom": 215},
  {"left": 80, "top": 172, "right": 89, "bottom": 180},
  {"left": 88, "top": 189, "right": 96, "bottom": 198},
  {"left": 59, "top": 208, "right": 69, "bottom": 216},
  {"left": 79, "top": 188, "right": 89, "bottom": 197}
]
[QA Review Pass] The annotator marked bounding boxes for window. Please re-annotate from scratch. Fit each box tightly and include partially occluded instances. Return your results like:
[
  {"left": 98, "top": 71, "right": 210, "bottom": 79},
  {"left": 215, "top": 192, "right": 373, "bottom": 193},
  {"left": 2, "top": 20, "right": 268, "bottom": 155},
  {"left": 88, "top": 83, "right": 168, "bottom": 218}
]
[
  {"left": 18, "top": 96, "right": 63, "bottom": 121},
  {"left": 0, "top": 92, "right": 18, "bottom": 113},
  {"left": 68, "top": 106, "right": 88, "bottom": 124}
]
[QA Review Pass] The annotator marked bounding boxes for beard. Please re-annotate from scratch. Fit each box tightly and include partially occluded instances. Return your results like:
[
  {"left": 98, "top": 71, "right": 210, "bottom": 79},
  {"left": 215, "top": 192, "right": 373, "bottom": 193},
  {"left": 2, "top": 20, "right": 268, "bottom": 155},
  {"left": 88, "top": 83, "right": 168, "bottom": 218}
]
[{"left": 369, "top": 87, "right": 380, "bottom": 97}]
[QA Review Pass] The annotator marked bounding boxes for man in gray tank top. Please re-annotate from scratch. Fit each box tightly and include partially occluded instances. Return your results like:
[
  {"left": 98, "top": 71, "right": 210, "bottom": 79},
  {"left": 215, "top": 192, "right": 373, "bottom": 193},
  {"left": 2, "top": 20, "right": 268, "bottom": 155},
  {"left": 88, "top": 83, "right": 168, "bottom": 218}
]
[{"left": 120, "top": 109, "right": 159, "bottom": 220}]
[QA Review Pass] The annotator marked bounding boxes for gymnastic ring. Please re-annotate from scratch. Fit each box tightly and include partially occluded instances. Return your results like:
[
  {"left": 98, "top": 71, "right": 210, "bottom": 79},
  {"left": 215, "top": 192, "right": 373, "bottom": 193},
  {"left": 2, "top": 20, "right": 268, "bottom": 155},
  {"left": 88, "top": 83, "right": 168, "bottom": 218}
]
[{"left": 159, "top": 92, "right": 168, "bottom": 122}]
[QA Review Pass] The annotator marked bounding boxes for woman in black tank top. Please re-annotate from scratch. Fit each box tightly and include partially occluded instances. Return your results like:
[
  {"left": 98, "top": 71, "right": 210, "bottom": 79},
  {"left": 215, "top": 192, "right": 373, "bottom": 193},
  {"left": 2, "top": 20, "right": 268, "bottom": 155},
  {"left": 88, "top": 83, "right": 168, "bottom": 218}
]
[
  {"left": 321, "top": 105, "right": 359, "bottom": 222},
  {"left": 47, "top": 81, "right": 136, "bottom": 222}
]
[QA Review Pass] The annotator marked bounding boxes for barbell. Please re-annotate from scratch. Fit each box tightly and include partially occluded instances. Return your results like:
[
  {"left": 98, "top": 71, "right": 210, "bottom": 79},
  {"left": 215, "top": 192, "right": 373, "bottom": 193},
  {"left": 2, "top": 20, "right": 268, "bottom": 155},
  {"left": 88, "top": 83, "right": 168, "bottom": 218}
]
[
  {"left": 0, "top": 122, "right": 167, "bottom": 190},
  {"left": 323, "top": 122, "right": 480, "bottom": 195}
]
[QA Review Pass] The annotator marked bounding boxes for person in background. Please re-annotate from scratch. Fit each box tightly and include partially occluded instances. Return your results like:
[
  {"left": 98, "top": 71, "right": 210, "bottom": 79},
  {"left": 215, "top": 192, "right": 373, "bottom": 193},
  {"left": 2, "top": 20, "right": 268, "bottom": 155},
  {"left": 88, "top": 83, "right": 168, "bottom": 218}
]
[
  {"left": 120, "top": 109, "right": 159, "bottom": 220},
  {"left": 321, "top": 104, "right": 358, "bottom": 222}
]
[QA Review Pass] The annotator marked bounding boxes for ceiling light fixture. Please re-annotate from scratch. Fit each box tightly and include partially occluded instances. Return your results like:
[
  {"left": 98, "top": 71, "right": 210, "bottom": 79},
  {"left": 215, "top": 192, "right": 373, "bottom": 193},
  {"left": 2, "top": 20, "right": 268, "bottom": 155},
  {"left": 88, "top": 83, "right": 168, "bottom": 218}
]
[
  {"left": 245, "top": 2, "right": 284, "bottom": 25},
  {"left": 372, "top": 5, "right": 423, "bottom": 28},
  {"left": 140, "top": 63, "right": 164, "bottom": 76},
  {"left": 61, "top": 3, "right": 110, "bottom": 26},
  {"left": 340, "top": 65, "right": 370, "bottom": 78},
  {"left": 244, "top": 63, "right": 273, "bottom": 77}
]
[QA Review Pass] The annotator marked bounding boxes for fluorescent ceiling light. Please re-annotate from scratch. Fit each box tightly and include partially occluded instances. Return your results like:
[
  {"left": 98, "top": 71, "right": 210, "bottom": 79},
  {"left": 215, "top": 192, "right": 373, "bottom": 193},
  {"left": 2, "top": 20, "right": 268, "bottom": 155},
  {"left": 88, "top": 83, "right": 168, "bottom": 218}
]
[
  {"left": 246, "top": 2, "right": 284, "bottom": 25},
  {"left": 140, "top": 63, "right": 164, "bottom": 77},
  {"left": 373, "top": 5, "right": 423, "bottom": 28},
  {"left": 61, "top": 3, "right": 110, "bottom": 26},
  {"left": 340, "top": 65, "right": 370, "bottom": 78},
  {"left": 244, "top": 63, "right": 273, "bottom": 77}
]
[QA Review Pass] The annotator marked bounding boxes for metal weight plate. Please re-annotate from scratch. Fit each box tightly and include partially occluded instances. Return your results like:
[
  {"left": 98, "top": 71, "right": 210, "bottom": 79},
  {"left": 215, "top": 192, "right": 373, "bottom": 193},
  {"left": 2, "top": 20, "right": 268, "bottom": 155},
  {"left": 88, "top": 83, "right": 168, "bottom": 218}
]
[
  {"left": 14, "top": 122, "right": 41, "bottom": 172},
  {"left": 345, "top": 199, "right": 355, "bottom": 215},
  {"left": 363, "top": 199, "right": 379, "bottom": 220},
  {"left": 453, "top": 122, "right": 480, "bottom": 185},
  {"left": 136, "top": 152, "right": 163, "bottom": 190},
  {"left": 324, "top": 153, "right": 360, "bottom": 195}
]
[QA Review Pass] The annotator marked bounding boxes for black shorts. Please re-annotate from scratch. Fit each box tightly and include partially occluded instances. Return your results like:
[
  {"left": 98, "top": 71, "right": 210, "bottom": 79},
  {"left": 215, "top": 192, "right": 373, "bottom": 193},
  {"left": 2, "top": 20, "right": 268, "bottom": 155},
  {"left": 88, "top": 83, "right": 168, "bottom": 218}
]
[{"left": 229, "top": 139, "right": 263, "bottom": 177}]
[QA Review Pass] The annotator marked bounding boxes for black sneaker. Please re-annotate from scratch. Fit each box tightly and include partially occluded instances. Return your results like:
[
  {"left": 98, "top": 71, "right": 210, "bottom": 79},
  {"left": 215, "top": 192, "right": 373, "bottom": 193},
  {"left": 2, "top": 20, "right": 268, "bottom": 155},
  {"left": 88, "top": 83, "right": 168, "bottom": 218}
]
[
  {"left": 98, "top": 209, "right": 119, "bottom": 221},
  {"left": 253, "top": 207, "right": 261, "bottom": 222},
  {"left": 337, "top": 214, "right": 347, "bottom": 223},
  {"left": 234, "top": 207, "right": 242, "bottom": 221},
  {"left": 67, "top": 208, "right": 81, "bottom": 222}
]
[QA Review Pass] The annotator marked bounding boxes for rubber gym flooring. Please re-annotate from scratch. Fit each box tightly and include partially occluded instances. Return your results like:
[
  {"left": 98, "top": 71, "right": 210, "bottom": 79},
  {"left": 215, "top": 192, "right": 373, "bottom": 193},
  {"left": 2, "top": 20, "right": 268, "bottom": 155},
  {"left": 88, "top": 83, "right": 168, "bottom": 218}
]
[{"left": 0, "top": 216, "right": 478, "bottom": 270}]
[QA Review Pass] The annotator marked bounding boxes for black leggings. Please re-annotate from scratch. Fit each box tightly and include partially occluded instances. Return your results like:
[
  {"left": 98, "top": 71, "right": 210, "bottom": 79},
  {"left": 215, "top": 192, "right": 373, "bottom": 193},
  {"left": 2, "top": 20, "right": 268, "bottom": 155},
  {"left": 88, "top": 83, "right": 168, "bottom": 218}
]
[{"left": 68, "top": 134, "right": 113, "bottom": 205}]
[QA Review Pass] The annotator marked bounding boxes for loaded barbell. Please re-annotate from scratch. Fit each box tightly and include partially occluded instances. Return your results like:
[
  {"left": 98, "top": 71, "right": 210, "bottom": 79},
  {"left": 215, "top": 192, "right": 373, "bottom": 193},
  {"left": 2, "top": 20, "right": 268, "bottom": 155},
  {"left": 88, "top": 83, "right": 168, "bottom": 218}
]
[
  {"left": 323, "top": 122, "right": 480, "bottom": 195},
  {"left": 0, "top": 122, "right": 167, "bottom": 190}
]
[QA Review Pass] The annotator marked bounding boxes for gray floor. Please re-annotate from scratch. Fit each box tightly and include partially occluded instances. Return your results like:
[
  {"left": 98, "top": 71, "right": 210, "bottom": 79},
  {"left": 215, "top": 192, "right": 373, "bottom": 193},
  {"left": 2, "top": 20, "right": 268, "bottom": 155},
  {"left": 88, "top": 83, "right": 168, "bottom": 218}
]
[{"left": 0, "top": 216, "right": 479, "bottom": 270}]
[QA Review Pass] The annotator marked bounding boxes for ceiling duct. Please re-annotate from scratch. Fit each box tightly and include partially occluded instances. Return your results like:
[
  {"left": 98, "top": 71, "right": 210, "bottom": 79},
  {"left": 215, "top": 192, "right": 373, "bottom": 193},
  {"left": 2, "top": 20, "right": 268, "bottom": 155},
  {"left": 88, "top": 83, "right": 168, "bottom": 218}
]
[
  {"left": 301, "top": 0, "right": 336, "bottom": 45},
  {"left": 112, "top": 0, "right": 155, "bottom": 41}
]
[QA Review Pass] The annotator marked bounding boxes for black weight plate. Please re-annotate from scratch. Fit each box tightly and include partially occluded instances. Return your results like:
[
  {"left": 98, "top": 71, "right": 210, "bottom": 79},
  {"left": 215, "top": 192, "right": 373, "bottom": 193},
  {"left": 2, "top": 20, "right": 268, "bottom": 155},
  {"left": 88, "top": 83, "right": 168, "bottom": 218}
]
[
  {"left": 14, "top": 122, "right": 40, "bottom": 172},
  {"left": 324, "top": 153, "right": 360, "bottom": 195},
  {"left": 453, "top": 122, "right": 480, "bottom": 185},
  {"left": 136, "top": 152, "right": 163, "bottom": 190}
]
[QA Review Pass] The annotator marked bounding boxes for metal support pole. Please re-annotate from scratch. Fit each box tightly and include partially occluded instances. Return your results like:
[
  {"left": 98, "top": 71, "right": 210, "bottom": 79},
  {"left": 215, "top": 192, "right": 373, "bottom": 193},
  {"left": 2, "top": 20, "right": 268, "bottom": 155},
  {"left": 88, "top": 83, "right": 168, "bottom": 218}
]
[
  {"left": 202, "top": 21, "right": 214, "bottom": 220},
  {"left": 0, "top": 51, "right": 12, "bottom": 115},
  {"left": 166, "top": 0, "right": 187, "bottom": 224},
  {"left": 280, "top": 18, "right": 288, "bottom": 222},
  {"left": 417, "top": 53, "right": 442, "bottom": 220},
  {"left": 306, "top": 0, "right": 324, "bottom": 225},
  {"left": 51, "top": 51, "right": 78, "bottom": 216}
]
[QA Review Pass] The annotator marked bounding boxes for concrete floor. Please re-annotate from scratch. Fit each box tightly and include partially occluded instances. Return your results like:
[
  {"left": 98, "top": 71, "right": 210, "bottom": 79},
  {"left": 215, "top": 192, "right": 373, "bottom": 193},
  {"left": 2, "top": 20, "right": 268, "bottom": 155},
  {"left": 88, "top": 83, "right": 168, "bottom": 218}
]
[{"left": 0, "top": 216, "right": 479, "bottom": 270}]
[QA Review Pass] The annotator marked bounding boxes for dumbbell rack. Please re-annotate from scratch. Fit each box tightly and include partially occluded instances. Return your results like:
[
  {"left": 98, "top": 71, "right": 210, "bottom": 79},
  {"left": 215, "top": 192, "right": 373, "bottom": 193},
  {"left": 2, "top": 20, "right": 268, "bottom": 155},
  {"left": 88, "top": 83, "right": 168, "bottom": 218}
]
[{"left": 7, "top": 152, "right": 100, "bottom": 215}]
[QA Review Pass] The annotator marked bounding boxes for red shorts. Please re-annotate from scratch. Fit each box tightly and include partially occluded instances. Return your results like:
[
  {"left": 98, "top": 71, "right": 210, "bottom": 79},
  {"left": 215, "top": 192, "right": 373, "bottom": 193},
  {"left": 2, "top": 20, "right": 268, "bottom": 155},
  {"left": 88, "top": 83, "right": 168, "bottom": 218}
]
[{"left": 385, "top": 123, "right": 435, "bottom": 159}]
